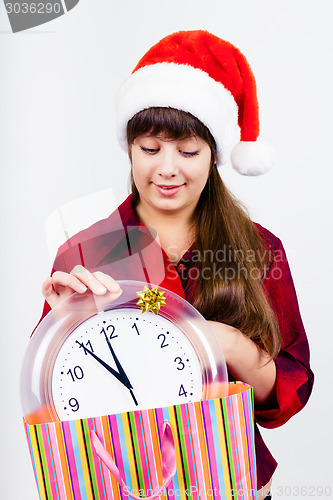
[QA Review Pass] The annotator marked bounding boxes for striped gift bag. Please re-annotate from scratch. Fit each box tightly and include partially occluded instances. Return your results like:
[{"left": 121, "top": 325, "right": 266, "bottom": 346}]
[{"left": 24, "top": 382, "right": 257, "bottom": 500}]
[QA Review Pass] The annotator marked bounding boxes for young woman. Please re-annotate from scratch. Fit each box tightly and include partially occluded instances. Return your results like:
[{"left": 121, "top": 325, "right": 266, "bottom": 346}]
[{"left": 38, "top": 31, "right": 314, "bottom": 499}]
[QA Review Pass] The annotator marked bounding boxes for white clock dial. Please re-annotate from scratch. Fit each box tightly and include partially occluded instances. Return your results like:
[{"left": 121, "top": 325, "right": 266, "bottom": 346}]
[
  {"left": 52, "top": 308, "right": 203, "bottom": 420},
  {"left": 21, "top": 281, "right": 228, "bottom": 424}
]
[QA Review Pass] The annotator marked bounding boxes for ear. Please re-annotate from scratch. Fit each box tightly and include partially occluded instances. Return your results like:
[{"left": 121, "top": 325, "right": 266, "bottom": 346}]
[
  {"left": 212, "top": 148, "right": 218, "bottom": 167},
  {"left": 211, "top": 153, "right": 218, "bottom": 170}
]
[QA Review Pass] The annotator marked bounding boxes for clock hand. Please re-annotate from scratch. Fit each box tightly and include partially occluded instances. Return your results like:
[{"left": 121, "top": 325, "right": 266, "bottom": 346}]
[
  {"left": 75, "top": 341, "right": 130, "bottom": 388},
  {"left": 76, "top": 340, "right": 138, "bottom": 406},
  {"left": 101, "top": 328, "right": 138, "bottom": 406},
  {"left": 128, "top": 389, "right": 138, "bottom": 406},
  {"left": 101, "top": 327, "right": 133, "bottom": 389}
]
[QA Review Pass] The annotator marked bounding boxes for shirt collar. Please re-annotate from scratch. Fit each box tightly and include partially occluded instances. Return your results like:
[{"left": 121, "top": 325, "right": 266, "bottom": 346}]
[
  {"left": 95, "top": 194, "right": 157, "bottom": 267},
  {"left": 117, "top": 194, "right": 141, "bottom": 227}
]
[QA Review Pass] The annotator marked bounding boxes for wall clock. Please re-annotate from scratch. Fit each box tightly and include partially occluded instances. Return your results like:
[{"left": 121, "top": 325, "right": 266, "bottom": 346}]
[{"left": 21, "top": 281, "right": 228, "bottom": 424}]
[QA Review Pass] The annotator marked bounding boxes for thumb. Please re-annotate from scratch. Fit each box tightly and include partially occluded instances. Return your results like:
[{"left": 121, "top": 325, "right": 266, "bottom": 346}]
[{"left": 42, "top": 276, "right": 60, "bottom": 308}]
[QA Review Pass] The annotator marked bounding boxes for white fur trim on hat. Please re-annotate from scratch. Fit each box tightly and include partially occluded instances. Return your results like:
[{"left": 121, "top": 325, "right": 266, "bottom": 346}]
[
  {"left": 230, "top": 140, "right": 275, "bottom": 176},
  {"left": 116, "top": 62, "right": 238, "bottom": 166}
]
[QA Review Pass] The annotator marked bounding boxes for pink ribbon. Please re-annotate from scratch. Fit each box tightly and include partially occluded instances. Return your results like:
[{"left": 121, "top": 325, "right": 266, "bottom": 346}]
[{"left": 91, "top": 421, "right": 176, "bottom": 499}]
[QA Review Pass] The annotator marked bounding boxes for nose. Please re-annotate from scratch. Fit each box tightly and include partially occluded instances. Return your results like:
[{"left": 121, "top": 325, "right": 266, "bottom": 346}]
[{"left": 156, "top": 149, "right": 180, "bottom": 178}]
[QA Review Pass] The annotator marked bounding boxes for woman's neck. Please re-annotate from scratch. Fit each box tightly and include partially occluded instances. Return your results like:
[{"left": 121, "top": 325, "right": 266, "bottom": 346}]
[{"left": 135, "top": 201, "right": 195, "bottom": 264}]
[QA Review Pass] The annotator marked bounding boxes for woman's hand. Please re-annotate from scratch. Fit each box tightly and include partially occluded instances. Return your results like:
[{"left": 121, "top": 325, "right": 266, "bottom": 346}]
[
  {"left": 42, "top": 265, "right": 122, "bottom": 309},
  {"left": 207, "top": 320, "right": 277, "bottom": 408}
]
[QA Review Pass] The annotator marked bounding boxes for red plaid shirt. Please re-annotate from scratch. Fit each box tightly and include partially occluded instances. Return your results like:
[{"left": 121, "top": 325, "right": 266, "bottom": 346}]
[{"left": 36, "top": 195, "right": 314, "bottom": 489}]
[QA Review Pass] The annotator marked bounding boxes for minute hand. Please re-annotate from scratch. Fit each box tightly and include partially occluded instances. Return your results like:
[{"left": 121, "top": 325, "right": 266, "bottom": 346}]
[
  {"left": 75, "top": 341, "right": 130, "bottom": 389},
  {"left": 101, "top": 327, "right": 133, "bottom": 389}
]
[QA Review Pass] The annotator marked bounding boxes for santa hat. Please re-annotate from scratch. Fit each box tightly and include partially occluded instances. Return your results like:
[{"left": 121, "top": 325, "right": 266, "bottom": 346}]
[{"left": 116, "top": 30, "right": 274, "bottom": 176}]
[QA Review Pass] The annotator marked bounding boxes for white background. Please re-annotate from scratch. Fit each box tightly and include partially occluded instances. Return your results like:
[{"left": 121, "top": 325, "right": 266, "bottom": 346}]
[{"left": 1, "top": 1, "right": 332, "bottom": 498}]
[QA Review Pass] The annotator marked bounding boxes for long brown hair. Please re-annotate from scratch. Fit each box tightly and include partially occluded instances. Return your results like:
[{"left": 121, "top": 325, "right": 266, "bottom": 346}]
[{"left": 127, "top": 107, "right": 281, "bottom": 357}]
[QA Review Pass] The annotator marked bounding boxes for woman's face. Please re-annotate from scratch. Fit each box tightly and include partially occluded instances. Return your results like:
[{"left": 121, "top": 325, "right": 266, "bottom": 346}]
[{"left": 131, "top": 134, "right": 212, "bottom": 218}]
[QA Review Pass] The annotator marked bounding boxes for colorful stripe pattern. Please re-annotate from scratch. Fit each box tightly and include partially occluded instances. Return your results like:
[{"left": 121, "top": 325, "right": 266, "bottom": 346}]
[{"left": 24, "top": 382, "right": 257, "bottom": 500}]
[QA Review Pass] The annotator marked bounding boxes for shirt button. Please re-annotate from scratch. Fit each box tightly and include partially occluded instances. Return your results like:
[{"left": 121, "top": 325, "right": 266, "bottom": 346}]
[{"left": 177, "top": 263, "right": 186, "bottom": 273}]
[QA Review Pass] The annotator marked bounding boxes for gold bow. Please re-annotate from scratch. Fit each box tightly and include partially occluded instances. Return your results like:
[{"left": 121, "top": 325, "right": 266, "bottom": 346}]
[{"left": 136, "top": 286, "right": 166, "bottom": 315}]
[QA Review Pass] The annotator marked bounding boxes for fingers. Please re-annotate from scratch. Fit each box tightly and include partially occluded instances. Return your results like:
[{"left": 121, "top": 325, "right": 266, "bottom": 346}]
[
  {"left": 70, "top": 266, "right": 121, "bottom": 295},
  {"left": 91, "top": 271, "right": 121, "bottom": 294},
  {"left": 42, "top": 266, "right": 122, "bottom": 309},
  {"left": 42, "top": 276, "right": 76, "bottom": 308},
  {"left": 52, "top": 270, "right": 88, "bottom": 294},
  {"left": 42, "top": 276, "right": 56, "bottom": 306}
]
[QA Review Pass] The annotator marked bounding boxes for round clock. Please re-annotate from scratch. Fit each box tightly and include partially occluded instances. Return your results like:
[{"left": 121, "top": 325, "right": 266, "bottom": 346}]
[{"left": 21, "top": 281, "right": 228, "bottom": 424}]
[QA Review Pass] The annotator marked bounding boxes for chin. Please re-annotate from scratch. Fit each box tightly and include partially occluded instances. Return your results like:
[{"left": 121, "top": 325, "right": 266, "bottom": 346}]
[
  {"left": 156, "top": 201, "right": 181, "bottom": 211},
  {"left": 152, "top": 197, "right": 181, "bottom": 211}
]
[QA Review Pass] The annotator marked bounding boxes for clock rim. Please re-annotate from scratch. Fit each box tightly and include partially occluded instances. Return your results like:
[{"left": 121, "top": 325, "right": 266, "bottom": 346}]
[{"left": 21, "top": 280, "right": 228, "bottom": 423}]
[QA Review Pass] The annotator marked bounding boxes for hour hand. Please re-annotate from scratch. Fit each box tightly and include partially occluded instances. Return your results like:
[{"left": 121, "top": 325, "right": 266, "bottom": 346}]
[
  {"left": 75, "top": 341, "right": 129, "bottom": 387},
  {"left": 76, "top": 340, "right": 138, "bottom": 406}
]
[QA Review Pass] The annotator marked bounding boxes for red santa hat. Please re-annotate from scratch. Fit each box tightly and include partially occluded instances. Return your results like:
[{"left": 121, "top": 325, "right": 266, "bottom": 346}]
[{"left": 116, "top": 30, "right": 274, "bottom": 176}]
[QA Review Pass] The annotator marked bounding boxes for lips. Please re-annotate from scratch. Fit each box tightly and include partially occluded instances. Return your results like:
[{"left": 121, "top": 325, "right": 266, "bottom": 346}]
[
  {"left": 158, "top": 184, "right": 182, "bottom": 189},
  {"left": 154, "top": 183, "right": 184, "bottom": 197}
]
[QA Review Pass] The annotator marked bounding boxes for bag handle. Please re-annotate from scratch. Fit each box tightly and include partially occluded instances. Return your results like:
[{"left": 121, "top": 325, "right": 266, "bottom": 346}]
[{"left": 91, "top": 421, "right": 176, "bottom": 500}]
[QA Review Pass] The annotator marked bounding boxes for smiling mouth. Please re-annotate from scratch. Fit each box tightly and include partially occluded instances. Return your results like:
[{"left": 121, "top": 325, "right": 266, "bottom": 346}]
[
  {"left": 155, "top": 183, "right": 184, "bottom": 189},
  {"left": 153, "top": 183, "right": 185, "bottom": 196}
]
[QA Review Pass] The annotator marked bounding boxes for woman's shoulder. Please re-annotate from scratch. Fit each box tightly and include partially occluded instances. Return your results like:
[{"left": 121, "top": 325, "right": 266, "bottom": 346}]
[
  {"left": 53, "top": 195, "right": 136, "bottom": 268},
  {"left": 58, "top": 196, "right": 134, "bottom": 249},
  {"left": 253, "top": 222, "right": 286, "bottom": 279},
  {"left": 254, "top": 222, "right": 282, "bottom": 253}
]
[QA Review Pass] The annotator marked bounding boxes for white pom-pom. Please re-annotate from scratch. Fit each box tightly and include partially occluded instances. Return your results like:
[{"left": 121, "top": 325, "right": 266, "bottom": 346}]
[{"left": 230, "top": 140, "right": 275, "bottom": 176}]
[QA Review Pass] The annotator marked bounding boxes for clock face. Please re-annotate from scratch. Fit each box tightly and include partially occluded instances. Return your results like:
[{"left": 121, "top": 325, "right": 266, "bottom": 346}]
[
  {"left": 21, "top": 281, "right": 228, "bottom": 424},
  {"left": 51, "top": 308, "right": 203, "bottom": 421}
]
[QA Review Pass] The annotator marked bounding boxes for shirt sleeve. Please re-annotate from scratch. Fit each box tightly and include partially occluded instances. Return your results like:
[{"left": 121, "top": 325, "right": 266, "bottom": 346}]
[{"left": 255, "top": 238, "right": 314, "bottom": 429}]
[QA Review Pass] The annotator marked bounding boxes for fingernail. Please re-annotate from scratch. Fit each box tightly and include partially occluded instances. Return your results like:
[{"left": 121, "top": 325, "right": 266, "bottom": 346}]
[
  {"left": 96, "top": 284, "right": 107, "bottom": 294},
  {"left": 110, "top": 282, "right": 120, "bottom": 292},
  {"left": 78, "top": 284, "right": 87, "bottom": 292}
]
